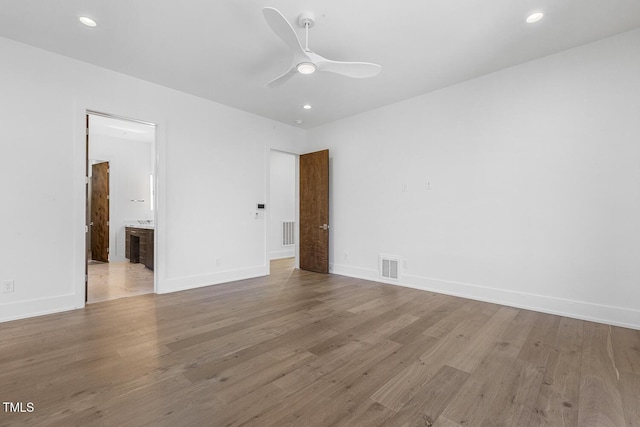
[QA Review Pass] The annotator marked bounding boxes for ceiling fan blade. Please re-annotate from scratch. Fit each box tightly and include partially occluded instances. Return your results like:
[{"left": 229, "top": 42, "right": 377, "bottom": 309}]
[
  {"left": 265, "top": 66, "right": 298, "bottom": 88},
  {"left": 263, "top": 7, "right": 307, "bottom": 61},
  {"left": 312, "top": 53, "right": 382, "bottom": 78}
]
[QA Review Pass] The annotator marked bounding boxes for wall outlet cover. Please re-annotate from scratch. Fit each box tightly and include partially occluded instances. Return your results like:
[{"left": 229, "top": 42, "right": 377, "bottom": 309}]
[{"left": 2, "top": 280, "right": 15, "bottom": 293}]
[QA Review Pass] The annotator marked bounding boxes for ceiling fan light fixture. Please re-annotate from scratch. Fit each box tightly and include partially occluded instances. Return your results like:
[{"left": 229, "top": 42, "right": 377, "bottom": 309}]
[
  {"left": 79, "top": 16, "right": 97, "bottom": 27},
  {"left": 526, "top": 12, "right": 544, "bottom": 24},
  {"left": 297, "top": 62, "right": 317, "bottom": 75}
]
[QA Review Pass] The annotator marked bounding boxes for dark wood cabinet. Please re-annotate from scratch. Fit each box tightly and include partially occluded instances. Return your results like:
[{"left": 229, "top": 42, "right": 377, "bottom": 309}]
[{"left": 125, "top": 227, "right": 154, "bottom": 270}]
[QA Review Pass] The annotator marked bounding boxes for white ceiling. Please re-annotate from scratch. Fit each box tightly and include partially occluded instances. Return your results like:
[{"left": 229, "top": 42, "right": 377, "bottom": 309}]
[{"left": 2, "top": 1, "right": 640, "bottom": 129}]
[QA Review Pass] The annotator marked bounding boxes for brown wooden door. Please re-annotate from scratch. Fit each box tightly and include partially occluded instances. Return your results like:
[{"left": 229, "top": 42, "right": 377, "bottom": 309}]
[
  {"left": 300, "top": 149, "right": 329, "bottom": 273},
  {"left": 91, "top": 162, "right": 110, "bottom": 262}
]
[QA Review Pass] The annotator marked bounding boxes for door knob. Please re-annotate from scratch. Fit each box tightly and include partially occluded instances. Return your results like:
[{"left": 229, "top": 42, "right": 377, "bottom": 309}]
[{"left": 319, "top": 224, "right": 329, "bottom": 230}]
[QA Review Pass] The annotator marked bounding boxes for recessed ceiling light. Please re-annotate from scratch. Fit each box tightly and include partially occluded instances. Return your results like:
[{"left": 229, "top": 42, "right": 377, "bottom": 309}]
[
  {"left": 295, "top": 120, "right": 303, "bottom": 125},
  {"left": 303, "top": 104, "right": 312, "bottom": 110},
  {"left": 296, "top": 62, "right": 317, "bottom": 75},
  {"left": 526, "top": 12, "right": 544, "bottom": 24},
  {"left": 79, "top": 16, "right": 97, "bottom": 27}
]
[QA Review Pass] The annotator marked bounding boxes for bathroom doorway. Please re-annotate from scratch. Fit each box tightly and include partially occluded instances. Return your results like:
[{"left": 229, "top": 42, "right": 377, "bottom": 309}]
[{"left": 86, "top": 112, "right": 157, "bottom": 303}]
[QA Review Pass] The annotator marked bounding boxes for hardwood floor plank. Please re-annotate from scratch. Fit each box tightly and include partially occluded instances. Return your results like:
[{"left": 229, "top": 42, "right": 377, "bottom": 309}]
[
  {"left": 440, "top": 347, "right": 517, "bottom": 426},
  {"left": 334, "top": 401, "right": 396, "bottom": 427},
  {"left": 317, "top": 334, "right": 443, "bottom": 425},
  {"left": 619, "top": 371, "right": 640, "bottom": 427},
  {"left": 528, "top": 316, "right": 583, "bottom": 427},
  {"left": 421, "top": 300, "right": 491, "bottom": 340},
  {"left": 481, "top": 358, "right": 545, "bottom": 426},
  {"left": 191, "top": 383, "right": 286, "bottom": 427},
  {"left": 185, "top": 349, "right": 281, "bottom": 387},
  {"left": 178, "top": 315, "right": 345, "bottom": 384},
  {"left": 272, "top": 331, "right": 391, "bottom": 394},
  {"left": 433, "top": 416, "right": 463, "bottom": 427},
  {"left": 166, "top": 299, "right": 323, "bottom": 352},
  {"left": 387, "top": 296, "right": 468, "bottom": 345},
  {"left": 241, "top": 339, "right": 402, "bottom": 426},
  {"left": 381, "top": 364, "right": 469, "bottom": 427},
  {"left": 306, "top": 297, "right": 415, "bottom": 356},
  {"left": 578, "top": 323, "right": 626, "bottom": 427},
  {"left": 447, "top": 306, "right": 519, "bottom": 373},
  {"left": 215, "top": 351, "right": 316, "bottom": 404},
  {"left": 1, "top": 258, "right": 638, "bottom": 426},
  {"left": 497, "top": 309, "right": 540, "bottom": 357},
  {"left": 280, "top": 340, "right": 406, "bottom": 427},
  {"left": 517, "top": 313, "right": 561, "bottom": 367},
  {"left": 371, "top": 307, "right": 495, "bottom": 411},
  {"left": 611, "top": 326, "right": 640, "bottom": 375}
]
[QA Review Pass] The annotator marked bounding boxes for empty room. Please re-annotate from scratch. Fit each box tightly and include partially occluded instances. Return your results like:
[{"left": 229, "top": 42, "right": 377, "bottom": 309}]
[{"left": 1, "top": 1, "right": 639, "bottom": 426}]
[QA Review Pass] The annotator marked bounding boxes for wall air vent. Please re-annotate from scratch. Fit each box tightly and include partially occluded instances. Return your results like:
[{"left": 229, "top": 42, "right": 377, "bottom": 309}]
[
  {"left": 282, "top": 221, "right": 295, "bottom": 246},
  {"left": 379, "top": 255, "right": 400, "bottom": 280}
]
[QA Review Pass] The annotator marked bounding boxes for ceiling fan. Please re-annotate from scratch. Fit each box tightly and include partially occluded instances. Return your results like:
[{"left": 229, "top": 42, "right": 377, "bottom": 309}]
[{"left": 262, "top": 7, "right": 382, "bottom": 88}]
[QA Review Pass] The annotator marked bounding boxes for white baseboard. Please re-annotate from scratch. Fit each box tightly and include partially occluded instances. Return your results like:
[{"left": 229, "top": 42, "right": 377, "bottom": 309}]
[
  {"left": 330, "top": 263, "right": 640, "bottom": 330},
  {"left": 0, "top": 294, "right": 81, "bottom": 323},
  {"left": 5, "top": 264, "right": 637, "bottom": 330},
  {"left": 1, "top": 265, "right": 270, "bottom": 323},
  {"left": 158, "top": 265, "right": 269, "bottom": 294},
  {"left": 270, "top": 250, "right": 295, "bottom": 260}
]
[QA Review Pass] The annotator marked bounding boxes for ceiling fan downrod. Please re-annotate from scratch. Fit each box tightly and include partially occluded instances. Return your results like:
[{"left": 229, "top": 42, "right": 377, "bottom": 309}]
[{"left": 297, "top": 12, "right": 315, "bottom": 53}]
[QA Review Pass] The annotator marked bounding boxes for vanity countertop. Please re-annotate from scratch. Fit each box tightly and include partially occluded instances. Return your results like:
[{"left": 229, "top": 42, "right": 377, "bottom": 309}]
[{"left": 124, "top": 220, "right": 154, "bottom": 230}]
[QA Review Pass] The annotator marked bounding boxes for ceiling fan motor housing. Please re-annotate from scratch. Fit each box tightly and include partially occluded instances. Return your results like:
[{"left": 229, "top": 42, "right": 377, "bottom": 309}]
[{"left": 297, "top": 12, "right": 315, "bottom": 28}]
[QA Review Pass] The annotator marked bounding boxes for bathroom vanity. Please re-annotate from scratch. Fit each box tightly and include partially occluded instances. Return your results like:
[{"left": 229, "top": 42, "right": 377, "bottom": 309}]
[{"left": 125, "top": 226, "right": 154, "bottom": 270}]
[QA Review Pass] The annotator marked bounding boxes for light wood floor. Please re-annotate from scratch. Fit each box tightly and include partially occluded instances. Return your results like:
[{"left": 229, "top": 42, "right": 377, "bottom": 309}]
[
  {"left": 87, "top": 261, "right": 154, "bottom": 304},
  {"left": 1, "top": 258, "right": 638, "bottom": 426}
]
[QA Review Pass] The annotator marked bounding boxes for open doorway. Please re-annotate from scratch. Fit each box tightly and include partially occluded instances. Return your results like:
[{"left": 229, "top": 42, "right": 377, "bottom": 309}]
[
  {"left": 269, "top": 150, "right": 296, "bottom": 263},
  {"left": 86, "top": 113, "right": 157, "bottom": 303},
  {"left": 268, "top": 148, "right": 330, "bottom": 275}
]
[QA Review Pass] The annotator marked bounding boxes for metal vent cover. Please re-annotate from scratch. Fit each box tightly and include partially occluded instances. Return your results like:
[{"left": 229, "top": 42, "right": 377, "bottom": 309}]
[
  {"left": 282, "top": 221, "right": 295, "bottom": 246},
  {"left": 380, "top": 255, "right": 400, "bottom": 280}
]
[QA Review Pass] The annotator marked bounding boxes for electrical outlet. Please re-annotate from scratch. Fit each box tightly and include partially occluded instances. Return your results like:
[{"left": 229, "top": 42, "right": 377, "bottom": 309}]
[
  {"left": 343, "top": 252, "right": 349, "bottom": 262},
  {"left": 215, "top": 258, "right": 222, "bottom": 267},
  {"left": 2, "top": 280, "right": 15, "bottom": 293}
]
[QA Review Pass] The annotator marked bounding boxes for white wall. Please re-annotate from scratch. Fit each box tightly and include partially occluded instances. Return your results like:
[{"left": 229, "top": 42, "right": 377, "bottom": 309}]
[
  {"left": 269, "top": 151, "right": 296, "bottom": 260},
  {"left": 89, "top": 133, "right": 154, "bottom": 262},
  {"left": 306, "top": 29, "right": 640, "bottom": 329},
  {"left": 3, "top": 28, "right": 640, "bottom": 329},
  {"left": 0, "top": 36, "right": 304, "bottom": 322}
]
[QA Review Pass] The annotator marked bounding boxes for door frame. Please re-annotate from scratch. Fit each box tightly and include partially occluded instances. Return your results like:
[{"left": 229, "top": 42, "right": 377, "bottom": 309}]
[
  {"left": 76, "top": 107, "right": 160, "bottom": 306},
  {"left": 266, "top": 148, "right": 300, "bottom": 275},
  {"left": 265, "top": 147, "right": 331, "bottom": 275}
]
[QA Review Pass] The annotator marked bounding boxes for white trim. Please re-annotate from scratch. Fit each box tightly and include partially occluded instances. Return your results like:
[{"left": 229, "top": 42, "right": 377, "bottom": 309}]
[
  {"left": 75, "top": 102, "right": 166, "bottom": 302},
  {"left": 0, "top": 294, "right": 80, "bottom": 323},
  {"left": 270, "top": 250, "right": 296, "bottom": 260},
  {"left": 159, "top": 265, "right": 269, "bottom": 294},
  {"left": 266, "top": 148, "right": 302, "bottom": 273},
  {"left": 330, "top": 263, "right": 640, "bottom": 330}
]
